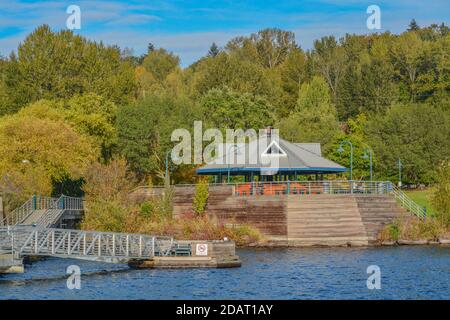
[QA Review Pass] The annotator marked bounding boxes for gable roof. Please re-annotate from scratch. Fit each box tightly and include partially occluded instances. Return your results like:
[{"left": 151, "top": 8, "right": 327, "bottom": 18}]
[{"left": 196, "top": 135, "right": 346, "bottom": 175}]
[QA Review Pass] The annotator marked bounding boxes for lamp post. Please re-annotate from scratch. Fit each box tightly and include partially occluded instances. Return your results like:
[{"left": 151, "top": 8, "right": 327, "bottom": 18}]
[
  {"left": 227, "top": 144, "right": 241, "bottom": 184},
  {"left": 397, "top": 158, "right": 402, "bottom": 188},
  {"left": 338, "top": 140, "right": 353, "bottom": 181},
  {"left": 362, "top": 148, "right": 373, "bottom": 182},
  {"left": 164, "top": 151, "right": 170, "bottom": 187}
]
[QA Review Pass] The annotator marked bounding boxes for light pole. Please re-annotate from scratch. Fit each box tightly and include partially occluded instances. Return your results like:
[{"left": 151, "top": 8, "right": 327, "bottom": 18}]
[
  {"left": 338, "top": 140, "right": 353, "bottom": 181},
  {"left": 165, "top": 151, "right": 170, "bottom": 188},
  {"left": 227, "top": 144, "right": 241, "bottom": 184},
  {"left": 362, "top": 148, "right": 373, "bottom": 182},
  {"left": 397, "top": 158, "right": 402, "bottom": 188}
]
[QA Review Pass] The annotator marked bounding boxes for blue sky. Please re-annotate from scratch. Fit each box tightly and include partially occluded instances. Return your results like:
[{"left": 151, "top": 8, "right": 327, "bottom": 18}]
[{"left": 0, "top": 0, "right": 449, "bottom": 66}]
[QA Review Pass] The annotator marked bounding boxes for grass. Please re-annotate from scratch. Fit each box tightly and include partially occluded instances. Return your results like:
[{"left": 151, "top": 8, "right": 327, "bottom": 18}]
[{"left": 404, "top": 189, "right": 437, "bottom": 216}]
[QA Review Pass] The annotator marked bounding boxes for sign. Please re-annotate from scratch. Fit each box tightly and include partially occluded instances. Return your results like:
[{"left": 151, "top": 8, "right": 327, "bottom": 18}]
[{"left": 196, "top": 243, "right": 208, "bottom": 256}]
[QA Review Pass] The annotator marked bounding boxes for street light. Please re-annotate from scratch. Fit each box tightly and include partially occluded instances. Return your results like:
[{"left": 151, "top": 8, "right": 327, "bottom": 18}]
[
  {"left": 362, "top": 148, "right": 373, "bottom": 182},
  {"left": 165, "top": 151, "right": 171, "bottom": 188},
  {"left": 397, "top": 158, "right": 402, "bottom": 188},
  {"left": 227, "top": 144, "right": 241, "bottom": 183},
  {"left": 337, "top": 140, "right": 353, "bottom": 181}
]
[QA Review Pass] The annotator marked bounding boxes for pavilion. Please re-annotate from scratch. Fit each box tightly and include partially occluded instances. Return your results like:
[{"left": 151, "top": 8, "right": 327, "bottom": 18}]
[{"left": 196, "top": 131, "right": 347, "bottom": 183}]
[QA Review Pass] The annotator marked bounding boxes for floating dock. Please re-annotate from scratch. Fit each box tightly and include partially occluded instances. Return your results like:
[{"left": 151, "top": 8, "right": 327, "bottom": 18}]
[{"left": 129, "top": 240, "right": 241, "bottom": 269}]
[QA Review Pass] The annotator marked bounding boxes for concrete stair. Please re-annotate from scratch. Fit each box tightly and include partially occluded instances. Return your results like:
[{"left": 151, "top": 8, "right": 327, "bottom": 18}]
[{"left": 286, "top": 195, "right": 369, "bottom": 246}]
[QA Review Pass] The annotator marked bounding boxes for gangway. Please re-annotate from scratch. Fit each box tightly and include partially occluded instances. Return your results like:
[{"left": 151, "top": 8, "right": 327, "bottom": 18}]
[{"left": 0, "top": 226, "right": 174, "bottom": 263}]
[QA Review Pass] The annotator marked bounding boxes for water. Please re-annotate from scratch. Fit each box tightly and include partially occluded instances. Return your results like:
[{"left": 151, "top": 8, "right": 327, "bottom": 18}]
[{"left": 0, "top": 247, "right": 448, "bottom": 300}]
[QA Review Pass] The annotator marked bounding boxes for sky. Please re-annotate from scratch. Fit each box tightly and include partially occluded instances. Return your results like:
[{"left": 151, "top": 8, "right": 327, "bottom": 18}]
[{"left": 0, "top": 0, "right": 449, "bottom": 66}]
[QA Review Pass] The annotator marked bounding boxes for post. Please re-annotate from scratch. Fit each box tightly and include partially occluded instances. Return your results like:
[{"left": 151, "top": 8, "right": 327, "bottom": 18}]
[
  {"left": 98, "top": 235, "right": 101, "bottom": 257},
  {"left": 126, "top": 235, "right": 129, "bottom": 257},
  {"left": 165, "top": 151, "right": 170, "bottom": 188},
  {"left": 52, "top": 230, "right": 55, "bottom": 255},
  {"left": 67, "top": 232, "right": 71, "bottom": 255},
  {"left": 152, "top": 237, "right": 155, "bottom": 256},
  {"left": 83, "top": 233, "right": 86, "bottom": 255},
  {"left": 0, "top": 195, "right": 4, "bottom": 226},
  {"left": 398, "top": 158, "right": 402, "bottom": 188},
  {"left": 112, "top": 234, "right": 115, "bottom": 256}
]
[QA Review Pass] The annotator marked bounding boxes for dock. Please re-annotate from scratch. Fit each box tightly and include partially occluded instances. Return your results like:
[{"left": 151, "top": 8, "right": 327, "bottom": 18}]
[
  {"left": 0, "top": 226, "right": 241, "bottom": 273},
  {"left": 129, "top": 240, "right": 241, "bottom": 269}
]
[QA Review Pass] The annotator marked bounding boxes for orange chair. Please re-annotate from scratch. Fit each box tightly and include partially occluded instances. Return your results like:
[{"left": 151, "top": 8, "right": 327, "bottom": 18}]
[
  {"left": 236, "top": 183, "right": 252, "bottom": 196},
  {"left": 290, "top": 182, "right": 308, "bottom": 195}
]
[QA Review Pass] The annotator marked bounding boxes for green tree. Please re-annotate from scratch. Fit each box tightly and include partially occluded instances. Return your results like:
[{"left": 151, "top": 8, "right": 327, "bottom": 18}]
[
  {"left": 200, "top": 87, "right": 275, "bottom": 130},
  {"left": 0, "top": 25, "right": 135, "bottom": 115},
  {"left": 117, "top": 94, "right": 200, "bottom": 181},
  {"left": 279, "top": 76, "right": 339, "bottom": 150},
  {"left": 431, "top": 161, "right": 450, "bottom": 227},
  {"left": 364, "top": 103, "right": 450, "bottom": 184},
  {"left": 208, "top": 42, "right": 220, "bottom": 57}
]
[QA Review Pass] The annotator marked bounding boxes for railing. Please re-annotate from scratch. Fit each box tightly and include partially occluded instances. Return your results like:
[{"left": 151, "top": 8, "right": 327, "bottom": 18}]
[
  {"left": 390, "top": 184, "right": 426, "bottom": 218},
  {"left": 2, "top": 195, "right": 84, "bottom": 227},
  {"left": 1, "top": 226, "right": 173, "bottom": 262},
  {"left": 2, "top": 197, "right": 35, "bottom": 226},
  {"left": 232, "top": 180, "right": 391, "bottom": 196}
]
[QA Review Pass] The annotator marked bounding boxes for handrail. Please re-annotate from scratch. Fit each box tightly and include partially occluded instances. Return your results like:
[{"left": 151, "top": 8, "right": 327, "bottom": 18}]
[
  {"left": 390, "top": 184, "right": 426, "bottom": 218},
  {"left": 2, "top": 194, "right": 84, "bottom": 227},
  {"left": 1, "top": 197, "right": 35, "bottom": 226}
]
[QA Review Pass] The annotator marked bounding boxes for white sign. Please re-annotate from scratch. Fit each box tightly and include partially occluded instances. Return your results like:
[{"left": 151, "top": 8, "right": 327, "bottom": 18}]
[{"left": 196, "top": 243, "right": 208, "bottom": 256}]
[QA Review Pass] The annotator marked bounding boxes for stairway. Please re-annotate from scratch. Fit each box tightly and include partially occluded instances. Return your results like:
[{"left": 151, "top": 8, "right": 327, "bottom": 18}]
[
  {"left": 286, "top": 195, "right": 369, "bottom": 246},
  {"left": 2, "top": 195, "right": 83, "bottom": 228},
  {"left": 355, "top": 195, "right": 404, "bottom": 242}
]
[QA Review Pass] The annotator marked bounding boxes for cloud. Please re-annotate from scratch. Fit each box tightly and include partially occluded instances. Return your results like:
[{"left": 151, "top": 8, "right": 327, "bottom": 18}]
[{"left": 0, "top": 0, "right": 448, "bottom": 66}]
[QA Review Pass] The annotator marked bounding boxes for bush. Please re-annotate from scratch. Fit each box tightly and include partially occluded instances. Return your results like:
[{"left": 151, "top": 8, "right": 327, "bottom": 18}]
[
  {"left": 380, "top": 217, "right": 448, "bottom": 241},
  {"left": 192, "top": 180, "right": 209, "bottom": 215},
  {"left": 431, "top": 161, "right": 450, "bottom": 227}
]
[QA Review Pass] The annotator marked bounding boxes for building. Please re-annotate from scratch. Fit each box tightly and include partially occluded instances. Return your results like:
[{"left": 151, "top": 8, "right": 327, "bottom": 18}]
[{"left": 196, "top": 131, "right": 347, "bottom": 183}]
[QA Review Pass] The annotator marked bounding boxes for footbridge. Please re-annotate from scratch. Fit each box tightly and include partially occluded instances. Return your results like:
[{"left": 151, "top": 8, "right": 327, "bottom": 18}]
[{"left": 0, "top": 226, "right": 174, "bottom": 263}]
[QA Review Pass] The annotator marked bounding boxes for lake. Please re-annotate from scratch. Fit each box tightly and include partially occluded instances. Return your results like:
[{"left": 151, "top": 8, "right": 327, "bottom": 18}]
[{"left": 0, "top": 246, "right": 448, "bottom": 300}]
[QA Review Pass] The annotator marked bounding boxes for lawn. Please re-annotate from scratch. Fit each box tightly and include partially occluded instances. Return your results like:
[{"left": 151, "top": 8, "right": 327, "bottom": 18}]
[{"left": 404, "top": 189, "right": 437, "bottom": 216}]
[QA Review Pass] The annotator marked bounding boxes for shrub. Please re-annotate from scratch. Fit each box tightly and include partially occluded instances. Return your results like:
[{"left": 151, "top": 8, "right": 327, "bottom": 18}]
[
  {"left": 192, "top": 179, "right": 209, "bottom": 215},
  {"left": 431, "top": 161, "right": 450, "bottom": 227}
]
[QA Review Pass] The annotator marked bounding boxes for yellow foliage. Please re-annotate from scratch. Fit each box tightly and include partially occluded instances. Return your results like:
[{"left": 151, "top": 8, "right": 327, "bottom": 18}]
[{"left": 0, "top": 113, "right": 99, "bottom": 198}]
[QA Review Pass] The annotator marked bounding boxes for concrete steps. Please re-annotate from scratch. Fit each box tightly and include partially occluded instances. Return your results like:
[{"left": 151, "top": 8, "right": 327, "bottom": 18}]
[{"left": 286, "top": 196, "right": 369, "bottom": 246}]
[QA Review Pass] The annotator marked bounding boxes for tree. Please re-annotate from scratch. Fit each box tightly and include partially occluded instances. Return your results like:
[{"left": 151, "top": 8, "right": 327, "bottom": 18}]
[
  {"left": 390, "top": 32, "right": 426, "bottom": 101},
  {"left": 408, "top": 19, "right": 420, "bottom": 31},
  {"left": 226, "top": 28, "right": 297, "bottom": 68},
  {"left": 16, "top": 94, "right": 118, "bottom": 161},
  {"left": 279, "top": 76, "right": 339, "bottom": 150},
  {"left": 141, "top": 48, "right": 180, "bottom": 82},
  {"left": 200, "top": 87, "right": 275, "bottom": 130},
  {"left": 208, "top": 42, "right": 220, "bottom": 57},
  {"left": 431, "top": 161, "right": 450, "bottom": 227},
  {"left": 0, "top": 112, "right": 98, "bottom": 199},
  {"left": 117, "top": 94, "right": 200, "bottom": 181},
  {"left": 364, "top": 103, "right": 450, "bottom": 184},
  {"left": 311, "top": 36, "right": 347, "bottom": 103},
  {"left": 0, "top": 25, "right": 136, "bottom": 114}
]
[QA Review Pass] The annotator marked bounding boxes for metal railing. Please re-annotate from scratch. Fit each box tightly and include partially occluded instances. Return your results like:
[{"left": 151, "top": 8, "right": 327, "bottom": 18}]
[
  {"left": 232, "top": 180, "right": 391, "bottom": 196},
  {"left": 0, "top": 226, "right": 173, "bottom": 263},
  {"left": 391, "top": 184, "right": 426, "bottom": 218},
  {"left": 2, "top": 195, "right": 84, "bottom": 226},
  {"left": 2, "top": 197, "right": 35, "bottom": 226}
]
